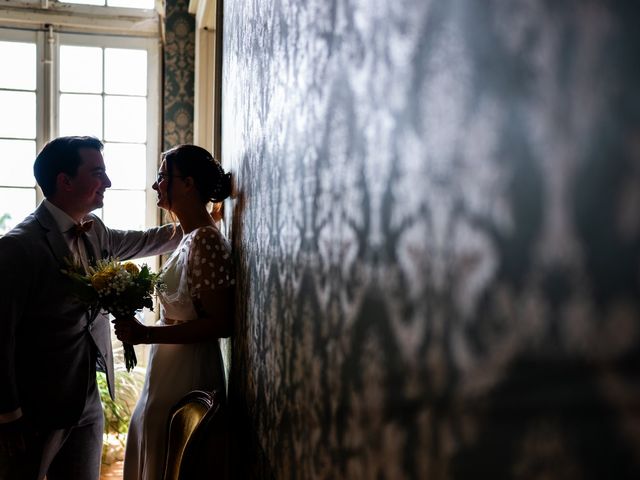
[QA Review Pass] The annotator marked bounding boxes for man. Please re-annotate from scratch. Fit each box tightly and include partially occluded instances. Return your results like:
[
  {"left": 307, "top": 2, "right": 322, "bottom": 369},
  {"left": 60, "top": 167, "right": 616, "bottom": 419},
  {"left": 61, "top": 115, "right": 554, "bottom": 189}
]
[{"left": 0, "top": 136, "right": 180, "bottom": 479}]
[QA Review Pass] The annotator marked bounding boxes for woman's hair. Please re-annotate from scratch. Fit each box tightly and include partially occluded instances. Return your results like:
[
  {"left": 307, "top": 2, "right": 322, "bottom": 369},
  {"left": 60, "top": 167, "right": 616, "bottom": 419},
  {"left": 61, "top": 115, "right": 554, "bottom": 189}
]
[{"left": 162, "top": 144, "right": 232, "bottom": 207}]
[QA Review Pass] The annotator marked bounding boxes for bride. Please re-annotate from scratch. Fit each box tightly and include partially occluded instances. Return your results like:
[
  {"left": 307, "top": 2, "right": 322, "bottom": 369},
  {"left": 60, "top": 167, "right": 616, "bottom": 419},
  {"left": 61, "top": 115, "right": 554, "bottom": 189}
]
[{"left": 112, "top": 144, "right": 234, "bottom": 480}]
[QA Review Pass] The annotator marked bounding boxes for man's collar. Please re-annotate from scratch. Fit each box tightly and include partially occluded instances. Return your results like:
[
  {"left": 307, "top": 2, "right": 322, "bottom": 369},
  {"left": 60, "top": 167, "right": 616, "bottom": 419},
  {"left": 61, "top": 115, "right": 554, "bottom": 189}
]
[{"left": 42, "top": 199, "right": 80, "bottom": 233}]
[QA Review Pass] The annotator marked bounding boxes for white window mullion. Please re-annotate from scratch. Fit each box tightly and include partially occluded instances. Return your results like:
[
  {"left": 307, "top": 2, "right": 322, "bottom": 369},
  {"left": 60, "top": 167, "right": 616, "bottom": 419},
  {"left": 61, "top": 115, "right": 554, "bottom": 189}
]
[{"left": 145, "top": 36, "right": 160, "bottom": 229}]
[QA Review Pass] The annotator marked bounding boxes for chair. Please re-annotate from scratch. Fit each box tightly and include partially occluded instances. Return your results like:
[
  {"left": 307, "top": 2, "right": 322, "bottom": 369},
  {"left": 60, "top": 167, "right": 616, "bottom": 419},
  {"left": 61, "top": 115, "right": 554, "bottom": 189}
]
[
  {"left": 178, "top": 391, "right": 229, "bottom": 479},
  {"left": 162, "top": 390, "right": 227, "bottom": 480}
]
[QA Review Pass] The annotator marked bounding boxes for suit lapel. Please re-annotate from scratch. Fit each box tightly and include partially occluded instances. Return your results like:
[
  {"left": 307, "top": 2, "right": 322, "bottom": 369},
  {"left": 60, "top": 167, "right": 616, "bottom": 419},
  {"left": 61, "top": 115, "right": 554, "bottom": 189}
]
[
  {"left": 82, "top": 229, "right": 98, "bottom": 264},
  {"left": 34, "top": 203, "right": 72, "bottom": 267}
]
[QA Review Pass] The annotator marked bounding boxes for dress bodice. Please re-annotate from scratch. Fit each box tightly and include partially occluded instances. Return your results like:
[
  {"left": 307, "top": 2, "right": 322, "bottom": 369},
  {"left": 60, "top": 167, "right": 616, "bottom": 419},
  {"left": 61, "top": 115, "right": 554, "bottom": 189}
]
[
  {"left": 157, "top": 225, "right": 234, "bottom": 324},
  {"left": 157, "top": 233, "right": 197, "bottom": 322}
]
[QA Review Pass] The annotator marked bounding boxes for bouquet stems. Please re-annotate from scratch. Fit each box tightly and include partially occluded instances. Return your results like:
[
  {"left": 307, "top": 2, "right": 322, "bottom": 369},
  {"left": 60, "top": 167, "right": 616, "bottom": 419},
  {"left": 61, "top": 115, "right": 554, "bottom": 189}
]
[{"left": 123, "top": 342, "right": 137, "bottom": 372}]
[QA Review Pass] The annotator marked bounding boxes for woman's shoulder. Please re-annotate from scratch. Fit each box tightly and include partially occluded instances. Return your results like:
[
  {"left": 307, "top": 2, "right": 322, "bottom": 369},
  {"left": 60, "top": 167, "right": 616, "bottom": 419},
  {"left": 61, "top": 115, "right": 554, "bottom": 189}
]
[
  {"left": 191, "top": 224, "right": 224, "bottom": 240},
  {"left": 189, "top": 225, "right": 230, "bottom": 251}
]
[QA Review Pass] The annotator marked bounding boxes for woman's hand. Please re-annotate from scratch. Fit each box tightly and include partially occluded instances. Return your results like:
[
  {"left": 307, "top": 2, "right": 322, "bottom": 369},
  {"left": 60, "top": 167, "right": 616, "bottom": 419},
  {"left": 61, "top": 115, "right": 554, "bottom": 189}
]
[
  {"left": 211, "top": 202, "right": 223, "bottom": 223},
  {"left": 112, "top": 315, "right": 148, "bottom": 345}
]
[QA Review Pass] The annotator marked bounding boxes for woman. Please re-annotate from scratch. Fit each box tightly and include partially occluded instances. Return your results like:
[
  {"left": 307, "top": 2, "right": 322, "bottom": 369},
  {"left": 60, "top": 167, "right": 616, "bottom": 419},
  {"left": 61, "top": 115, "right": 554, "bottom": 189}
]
[{"left": 112, "top": 144, "right": 234, "bottom": 480}]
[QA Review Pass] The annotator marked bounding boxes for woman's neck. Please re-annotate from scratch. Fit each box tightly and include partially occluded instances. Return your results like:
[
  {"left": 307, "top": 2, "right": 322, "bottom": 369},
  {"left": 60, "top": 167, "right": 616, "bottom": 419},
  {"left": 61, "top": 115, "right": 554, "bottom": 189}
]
[{"left": 174, "top": 206, "right": 215, "bottom": 234}]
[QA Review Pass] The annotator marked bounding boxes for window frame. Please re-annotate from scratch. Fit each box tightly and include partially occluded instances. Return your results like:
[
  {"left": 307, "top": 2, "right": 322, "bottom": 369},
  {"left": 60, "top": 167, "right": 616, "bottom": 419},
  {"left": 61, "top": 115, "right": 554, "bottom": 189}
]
[
  {"left": 55, "top": 32, "right": 162, "bottom": 230},
  {"left": 0, "top": 12, "right": 162, "bottom": 231}
]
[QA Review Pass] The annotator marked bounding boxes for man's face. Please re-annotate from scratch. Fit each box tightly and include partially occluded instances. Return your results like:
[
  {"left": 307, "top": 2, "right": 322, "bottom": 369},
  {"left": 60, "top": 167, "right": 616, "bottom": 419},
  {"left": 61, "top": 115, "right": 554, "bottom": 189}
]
[{"left": 68, "top": 148, "right": 111, "bottom": 213}]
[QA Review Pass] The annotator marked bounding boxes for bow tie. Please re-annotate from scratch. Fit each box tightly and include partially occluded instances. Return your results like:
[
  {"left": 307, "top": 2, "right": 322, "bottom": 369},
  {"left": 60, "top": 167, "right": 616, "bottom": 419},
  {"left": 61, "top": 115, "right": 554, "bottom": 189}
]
[{"left": 71, "top": 220, "right": 94, "bottom": 237}]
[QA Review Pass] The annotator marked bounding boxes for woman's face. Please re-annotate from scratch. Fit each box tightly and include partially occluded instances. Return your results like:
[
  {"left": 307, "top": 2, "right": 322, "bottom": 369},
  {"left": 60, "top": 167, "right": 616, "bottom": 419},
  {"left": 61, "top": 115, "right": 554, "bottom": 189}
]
[{"left": 152, "top": 159, "right": 176, "bottom": 210}]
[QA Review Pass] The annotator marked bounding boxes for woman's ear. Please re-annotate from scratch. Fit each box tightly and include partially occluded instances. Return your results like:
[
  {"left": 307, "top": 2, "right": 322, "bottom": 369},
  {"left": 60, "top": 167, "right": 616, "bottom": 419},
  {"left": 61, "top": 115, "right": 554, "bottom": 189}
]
[{"left": 182, "top": 176, "right": 195, "bottom": 191}]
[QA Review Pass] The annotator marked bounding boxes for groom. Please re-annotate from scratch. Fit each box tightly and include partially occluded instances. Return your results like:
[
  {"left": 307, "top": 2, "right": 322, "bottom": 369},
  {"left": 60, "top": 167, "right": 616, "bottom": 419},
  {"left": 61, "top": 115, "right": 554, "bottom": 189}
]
[{"left": 0, "top": 136, "right": 180, "bottom": 479}]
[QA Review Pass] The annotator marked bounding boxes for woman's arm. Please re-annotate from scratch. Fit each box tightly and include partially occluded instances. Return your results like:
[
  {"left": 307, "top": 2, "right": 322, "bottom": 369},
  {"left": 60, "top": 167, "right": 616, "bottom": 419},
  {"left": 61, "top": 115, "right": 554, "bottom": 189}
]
[
  {"left": 114, "top": 226, "right": 235, "bottom": 345},
  {"left": 112, "top": 286, "right": 233, "bottom": 345}
]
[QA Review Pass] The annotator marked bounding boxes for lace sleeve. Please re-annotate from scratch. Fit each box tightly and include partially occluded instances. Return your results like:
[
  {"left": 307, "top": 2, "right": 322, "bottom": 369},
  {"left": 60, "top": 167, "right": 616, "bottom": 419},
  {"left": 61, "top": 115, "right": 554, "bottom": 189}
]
[{"left": 187, "top": 226, "right": 235, "bottom": 298}]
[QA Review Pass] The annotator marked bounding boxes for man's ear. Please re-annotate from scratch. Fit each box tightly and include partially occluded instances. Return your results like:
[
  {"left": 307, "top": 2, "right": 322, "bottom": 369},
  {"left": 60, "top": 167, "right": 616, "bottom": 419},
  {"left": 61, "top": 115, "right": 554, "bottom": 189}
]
[{"left": 56, "top": 172, "right": 73, "bottom": 192}]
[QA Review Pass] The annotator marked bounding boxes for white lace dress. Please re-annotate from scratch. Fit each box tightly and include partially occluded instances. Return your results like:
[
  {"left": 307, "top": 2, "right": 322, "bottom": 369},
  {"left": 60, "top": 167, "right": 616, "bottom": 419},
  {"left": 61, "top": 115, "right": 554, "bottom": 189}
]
[{"left": 123, "top": 226, "right": 234, "bottom": 480}]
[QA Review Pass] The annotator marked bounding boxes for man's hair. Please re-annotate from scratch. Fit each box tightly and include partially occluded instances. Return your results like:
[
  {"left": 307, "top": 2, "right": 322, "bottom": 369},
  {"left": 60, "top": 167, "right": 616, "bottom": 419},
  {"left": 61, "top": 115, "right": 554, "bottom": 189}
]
[{"left": 33, "top": 136, "right": 104, "bottom": 197}]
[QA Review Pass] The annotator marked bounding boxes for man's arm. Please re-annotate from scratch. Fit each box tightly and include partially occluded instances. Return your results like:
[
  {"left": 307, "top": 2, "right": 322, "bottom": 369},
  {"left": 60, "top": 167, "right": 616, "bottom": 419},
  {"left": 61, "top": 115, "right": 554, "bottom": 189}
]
[
  {"left": 92, "top": 216, "right": 182, "bottom": 261},
  {"left": 0, "top": 236, "right": 30, "bottom": 428}
]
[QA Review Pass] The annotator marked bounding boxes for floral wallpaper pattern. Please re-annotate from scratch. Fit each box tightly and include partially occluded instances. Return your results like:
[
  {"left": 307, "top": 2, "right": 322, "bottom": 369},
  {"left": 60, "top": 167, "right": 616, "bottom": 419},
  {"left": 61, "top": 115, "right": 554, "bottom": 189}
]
[
  {"left": 223, "top": 0, "right": 640, "bottom": 478},
  {"left": 163, "top": 0, "right": 195, "bottom": 149}
]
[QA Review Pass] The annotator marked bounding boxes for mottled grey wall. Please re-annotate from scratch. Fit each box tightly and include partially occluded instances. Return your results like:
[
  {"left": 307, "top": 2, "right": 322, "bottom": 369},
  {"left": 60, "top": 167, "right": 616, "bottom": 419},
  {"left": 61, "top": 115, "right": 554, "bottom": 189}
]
[
  {"left": 223, "top": 0, "right": 640, "bottom": 478},
  {"left": 163, "top": 0, "right": 195, "bottom": 149}
]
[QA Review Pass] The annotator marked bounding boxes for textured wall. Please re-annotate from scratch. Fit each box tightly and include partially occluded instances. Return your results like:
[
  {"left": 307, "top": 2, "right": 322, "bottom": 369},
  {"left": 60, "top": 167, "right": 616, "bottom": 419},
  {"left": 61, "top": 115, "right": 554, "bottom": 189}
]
[
  {"left": 222, "top": 0, "right": 640, "bottom": 478},
  {"left": 163, "top": 0, "right": 195, "bottom": 149}
]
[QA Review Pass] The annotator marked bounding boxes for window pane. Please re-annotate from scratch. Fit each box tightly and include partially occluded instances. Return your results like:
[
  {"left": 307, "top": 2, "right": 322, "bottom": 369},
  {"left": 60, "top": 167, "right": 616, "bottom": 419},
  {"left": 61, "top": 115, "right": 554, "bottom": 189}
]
[
  {"left": 104, "top": 96, "right": 146, "bottom": 143},
  {"left": 0, "top": 41, "right": 36, "bottom": 90},
  {"left": 102, "top": 190, "right": 145, "bottom": 230},
  {"left": 108, "top": 0, "right": 155, "bottom": 10},
  {"left": 0, "top": 91, "right": 36, "bottom": 139},
  {"left": 59, "top": 0, "right": 105, "bottom": 5},
  {"left": 60, "top": 45, "right": 103, "bottom": 93},
  {"left": 0, "top": 140, "right": 36, "bottom": 187},
  {"left": 105, "top": 48, "right": 147, "bottom": 95},
  {"left": 59, "top": 93, "right": 102, "bottom": 138},
  {"left": 0, "top": 187, "right": 35, "bottom": 235},
  {"left": 103, "top": 143, "right": 146, "bottom": 190}
]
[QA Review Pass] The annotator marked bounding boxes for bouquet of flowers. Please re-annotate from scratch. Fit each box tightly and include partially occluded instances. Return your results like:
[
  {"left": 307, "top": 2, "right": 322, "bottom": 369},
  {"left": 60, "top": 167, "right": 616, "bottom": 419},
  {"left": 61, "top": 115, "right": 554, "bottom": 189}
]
[{"left": 63, "top": 258, "right": 164, "bottom": 372}]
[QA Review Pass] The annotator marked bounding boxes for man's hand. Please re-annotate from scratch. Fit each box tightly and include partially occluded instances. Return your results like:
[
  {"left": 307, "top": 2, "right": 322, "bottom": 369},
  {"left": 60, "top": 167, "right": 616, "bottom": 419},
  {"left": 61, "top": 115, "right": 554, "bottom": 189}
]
[{"left": 112, "top": 316, "right": 148, "bottom": 345}]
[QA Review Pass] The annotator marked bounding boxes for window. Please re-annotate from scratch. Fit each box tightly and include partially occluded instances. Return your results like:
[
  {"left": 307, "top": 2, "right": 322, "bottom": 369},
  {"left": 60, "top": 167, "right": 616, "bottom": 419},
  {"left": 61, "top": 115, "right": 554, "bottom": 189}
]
[
  {"left": 0, "top": 9, "right": 160, "bottom": 237},
  {"left": 0, "top": 34, "right": 37, "bottom": 235},
  {"left": 60, "top": 0, "right": 154, "bottom": 8}
]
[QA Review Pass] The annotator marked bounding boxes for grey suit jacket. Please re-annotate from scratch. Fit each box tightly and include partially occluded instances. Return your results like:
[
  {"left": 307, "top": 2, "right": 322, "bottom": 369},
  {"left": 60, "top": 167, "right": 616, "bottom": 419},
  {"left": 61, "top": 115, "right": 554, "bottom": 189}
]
[{"left": 0, "top": 203, "right": 180, "bottom": 428}]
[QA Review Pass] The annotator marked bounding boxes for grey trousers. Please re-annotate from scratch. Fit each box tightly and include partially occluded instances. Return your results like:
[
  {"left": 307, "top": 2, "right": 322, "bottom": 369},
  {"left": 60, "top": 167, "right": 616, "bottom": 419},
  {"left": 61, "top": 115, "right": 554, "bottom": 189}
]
[{"left": 1, "top": 380, "right": 104, "bottom": 480}]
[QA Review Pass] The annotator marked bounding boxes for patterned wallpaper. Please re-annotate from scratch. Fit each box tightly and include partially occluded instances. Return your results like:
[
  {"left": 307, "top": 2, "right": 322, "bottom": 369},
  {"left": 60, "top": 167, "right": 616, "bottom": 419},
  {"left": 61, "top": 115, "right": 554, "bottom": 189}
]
[
  {"left": 222, "top": 0, "right": 640, "bottom": 478},
  {"left": 163, "top": 0, "right": 195, "bottom": 149}
]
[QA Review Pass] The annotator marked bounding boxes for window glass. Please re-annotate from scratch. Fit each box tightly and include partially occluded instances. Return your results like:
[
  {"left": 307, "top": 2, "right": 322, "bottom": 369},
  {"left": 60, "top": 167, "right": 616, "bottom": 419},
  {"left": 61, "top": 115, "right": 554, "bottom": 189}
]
[
  {"left": 0, "top": 91, "right": 36, "bottom": 139},
  {"left": 0, "top": 41, "right": 36, "bottom": 90},
  {"left": 105, "top": 48, "right": 147, "bottom": 95},
  {"left": 0, "top": 187, "right": 36, "bottom": 235},
  {"left": 102, "top": 189, "right": 146, "bottom": 230},
  {"left": 59, "top": 93, "right": 103, "bottom": 137},
  {"left": 103, "top": 142, "right": 146, "bottom": 190},
  {"left": 59, "top": 0, "right": 105, "bottom": 6},
  {"left": 107, "top": 0, "right": 155, "bottom": 9},
  {"left": 59, "top": 0, "right": 155, "bottom": 8},
  {"left": 60, "top": 45, "right": 103, "bottom": 93},
  {"left": 0, "top": 139, "right": 36, "bottom": 187},
  {"left": 104, "top": 96, "right": 146, "bottom": 143}
]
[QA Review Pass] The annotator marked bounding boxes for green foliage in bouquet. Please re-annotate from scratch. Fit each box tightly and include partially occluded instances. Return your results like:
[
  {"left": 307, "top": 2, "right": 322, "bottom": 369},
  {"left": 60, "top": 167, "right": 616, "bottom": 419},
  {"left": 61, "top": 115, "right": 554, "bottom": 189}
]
[{"left": 63, "top": 258, "right": 164, "bottom": 371}]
